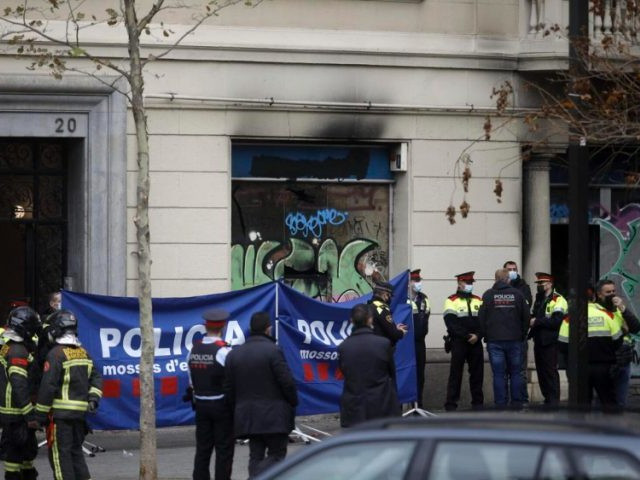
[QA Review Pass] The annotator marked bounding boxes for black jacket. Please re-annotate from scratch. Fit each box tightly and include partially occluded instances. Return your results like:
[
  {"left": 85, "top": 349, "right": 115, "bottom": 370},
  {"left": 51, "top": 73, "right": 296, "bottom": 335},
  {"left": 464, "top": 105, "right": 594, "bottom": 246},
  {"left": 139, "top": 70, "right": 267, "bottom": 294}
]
[
  {"left": 35, "top": 343, "right": 102, "bottom": 422},
  {"left": 369, "top": 296, "right": 404, "bottom": 346},
  {"left": 0, "top": 340, "right": 35, "bottom": 423},
  {"left": 337, "top": 327, "right": 400, "bottom": 428},
  {"left": 510, "top": 276, "right": 532, "bottom": 307},
  {"left": 529, "top": 291, "right": 566, "bottom": 346},
  {"left": 411, "top": 292, "right": 430, "bottom": 342},
  {"left": 224, "top": 334, "right": 298, "bottom": 437},
  {"left": 479, "top": 281, "right": 530, "bottom": 342}
]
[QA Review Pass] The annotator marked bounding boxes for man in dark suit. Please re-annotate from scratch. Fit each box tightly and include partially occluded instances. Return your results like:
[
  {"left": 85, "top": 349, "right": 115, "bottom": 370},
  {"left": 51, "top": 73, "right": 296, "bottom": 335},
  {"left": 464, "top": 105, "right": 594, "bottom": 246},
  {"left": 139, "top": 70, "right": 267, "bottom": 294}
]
[
  {"left": 224, "top": 312, "right": 298, "bottom": 478},
  {"left": 338, "top": 304, "right": 400, "bottom": 428}
]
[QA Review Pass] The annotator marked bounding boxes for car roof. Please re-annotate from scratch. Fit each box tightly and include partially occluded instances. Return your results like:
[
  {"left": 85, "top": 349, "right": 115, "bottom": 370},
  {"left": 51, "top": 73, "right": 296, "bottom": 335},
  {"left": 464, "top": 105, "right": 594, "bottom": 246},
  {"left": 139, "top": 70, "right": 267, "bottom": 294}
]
[
  {"left": 256, "top": 414, "right": 640, "bottom": 479},
  {"left": 353, "top": 413, "right": 640, "bottom": 437}
]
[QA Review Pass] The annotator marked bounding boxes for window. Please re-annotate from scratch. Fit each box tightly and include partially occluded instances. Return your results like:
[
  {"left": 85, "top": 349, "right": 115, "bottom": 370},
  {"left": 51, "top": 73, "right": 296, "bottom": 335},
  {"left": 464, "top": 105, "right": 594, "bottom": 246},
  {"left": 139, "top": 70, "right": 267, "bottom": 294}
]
[
  {"left": 538, "top": 448, "right": 572, "bottom": 480},
  {"left": 572, "top": 448, "right": 640, "bottom": 479},
  {"left": 428, "top": 441, "right": 542, "bottom": 480},
  {"left": 275, "top": 440, "right": 417, "bottom": 480}
]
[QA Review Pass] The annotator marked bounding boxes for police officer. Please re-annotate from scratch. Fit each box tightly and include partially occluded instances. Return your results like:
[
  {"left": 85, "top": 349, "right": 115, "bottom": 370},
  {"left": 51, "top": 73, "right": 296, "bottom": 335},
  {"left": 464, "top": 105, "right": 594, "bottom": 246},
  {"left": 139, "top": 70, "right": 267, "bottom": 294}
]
[
  {"left": 408, "top": 269, "right": 430, "bottom": 408},
  {"left": 592, "top": 279, "right": 640, "bottom": 408},
  {"left": 188, "top": 309, "right": 234, "bottom": 480},
  {"left": 369, "top": 282, "right": 407, "bottom": 346},
  {"left": 0, "top": 307, "right": 40, "bottom": 480},
  {"left": 529, "top": 272, "right": 568, "bottom": 407},
  {"left": 34, "top": 309, "right": 102, "bottom": 480},
  {"left": 443, "top": 272, "right": 484, "bottom": 411},
  {"left": 558, "top": 289, "right": 623, "bottom": 412}
]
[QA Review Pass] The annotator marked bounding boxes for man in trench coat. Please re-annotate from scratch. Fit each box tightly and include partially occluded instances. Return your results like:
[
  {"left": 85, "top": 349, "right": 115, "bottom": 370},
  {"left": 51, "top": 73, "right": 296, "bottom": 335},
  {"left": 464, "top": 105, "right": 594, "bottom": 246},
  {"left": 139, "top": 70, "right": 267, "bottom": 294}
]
[
  {"left": 223, "top": 311, "right": 298, "bottom": 478},
  {"left": 338, "top": 303, "right": 401, "bottom": 427}
]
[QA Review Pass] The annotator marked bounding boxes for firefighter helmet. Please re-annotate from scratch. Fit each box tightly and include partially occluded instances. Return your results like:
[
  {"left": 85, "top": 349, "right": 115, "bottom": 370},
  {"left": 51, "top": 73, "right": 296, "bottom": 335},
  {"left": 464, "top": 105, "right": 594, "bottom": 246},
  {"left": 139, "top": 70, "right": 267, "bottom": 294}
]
[{"left": 6, "top": 306, "right": 40, "bottom": 339}]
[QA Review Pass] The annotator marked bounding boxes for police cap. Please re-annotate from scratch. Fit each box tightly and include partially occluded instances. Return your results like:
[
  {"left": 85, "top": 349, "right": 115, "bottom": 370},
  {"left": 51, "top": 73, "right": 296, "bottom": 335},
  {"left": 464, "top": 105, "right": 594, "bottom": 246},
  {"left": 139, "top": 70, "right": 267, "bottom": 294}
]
[
  {"left": 455, "top": 271, "right": 475, "bottom": 283},
  {"left": 202, "top": 309, "right": 229, "bottom": 329},
  {"left": 534, "top": 272, "right": 554, "bottom": 283},
  {"left": 410, "top": 269, "right": 422, "bottom": 281}
]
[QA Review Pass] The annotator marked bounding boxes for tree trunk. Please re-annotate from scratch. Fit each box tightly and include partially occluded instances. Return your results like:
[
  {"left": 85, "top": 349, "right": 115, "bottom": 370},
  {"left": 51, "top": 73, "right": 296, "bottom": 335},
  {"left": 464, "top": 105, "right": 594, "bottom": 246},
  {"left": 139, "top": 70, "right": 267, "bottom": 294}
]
[{"left": 123, "top": 1, "right": 157, "bottom": 479}]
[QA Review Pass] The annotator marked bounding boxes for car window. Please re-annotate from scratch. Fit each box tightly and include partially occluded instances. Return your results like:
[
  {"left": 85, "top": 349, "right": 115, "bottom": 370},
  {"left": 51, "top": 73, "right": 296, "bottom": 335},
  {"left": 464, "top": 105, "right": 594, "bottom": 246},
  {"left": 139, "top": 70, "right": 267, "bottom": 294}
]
[
  {"left": 538, "top": 448, "right": 572, "bottom": 480},
  {"left": 572, "top": 448, "right": 640, "bottom": 479},
  {"left": 274, "top": 440, "right": 417, "bottom": 480},
  {"left": 428, "top": 441, "right": 542, "bottom": 480}
]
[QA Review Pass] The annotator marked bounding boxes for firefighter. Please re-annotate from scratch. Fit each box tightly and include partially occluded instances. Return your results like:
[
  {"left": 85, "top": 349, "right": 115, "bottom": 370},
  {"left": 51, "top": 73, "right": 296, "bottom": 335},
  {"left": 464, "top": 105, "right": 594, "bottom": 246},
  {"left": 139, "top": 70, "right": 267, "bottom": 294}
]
[
  {"left": 558, "top": 291, "right": 623, "bottom": 412},
  {"left": 368, "top": 282, "right": 407, "bottom": 346},
  {"left": 529, "top": 272, "right": 568, "bottom": 407},
  {"left": 408, "top": 269, "right": 430, "bottom": 408},
  {"left": 187, "top": 309, "right": 234, "bottom": 480},
  {"left": 0, "top": 306, "right": 41, "bottom": 480},
  {"left": 443, "top": 272, "right": 484, "bottom": 411},
  {"left": 34, "top": 309, "right": 102, "bottom": 480}
]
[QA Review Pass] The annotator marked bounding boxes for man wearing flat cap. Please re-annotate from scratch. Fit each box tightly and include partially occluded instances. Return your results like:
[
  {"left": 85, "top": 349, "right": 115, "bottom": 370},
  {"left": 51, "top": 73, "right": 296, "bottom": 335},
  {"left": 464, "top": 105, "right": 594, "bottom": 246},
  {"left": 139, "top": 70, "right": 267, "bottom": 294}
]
[
  {"left": 368, "top": 281, "right": 408, "bottom": 346},
  {"left": 529, "top": 272, "right": 567, "bottom": 408},
  {"left": 443, "top": 271, "right": 484, "bottom": 411},
  {"left": 408, "top": 269, "right": 430, "bottom": 407},
  {"left": 224, "top": 312, "right": 298, "bottom": 478},
  {"left": 187, "top": 309, "right": 234, "bottom": 480}
]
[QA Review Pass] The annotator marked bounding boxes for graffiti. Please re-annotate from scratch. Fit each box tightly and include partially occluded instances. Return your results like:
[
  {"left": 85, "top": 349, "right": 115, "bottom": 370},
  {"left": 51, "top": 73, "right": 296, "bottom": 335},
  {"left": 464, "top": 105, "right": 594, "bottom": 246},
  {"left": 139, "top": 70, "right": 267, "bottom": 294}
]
[
  {"left": 346, "top": 216, "right": 385, "bottom": 240},
  {"left": 231, "top": 238, "right": 378, "bottom": 302},
  {"left": 285, "top": 209, "right": 348, "bottom": 238},
  {"left": 596, "top": 203, "right": 640, "bottom": 375}
]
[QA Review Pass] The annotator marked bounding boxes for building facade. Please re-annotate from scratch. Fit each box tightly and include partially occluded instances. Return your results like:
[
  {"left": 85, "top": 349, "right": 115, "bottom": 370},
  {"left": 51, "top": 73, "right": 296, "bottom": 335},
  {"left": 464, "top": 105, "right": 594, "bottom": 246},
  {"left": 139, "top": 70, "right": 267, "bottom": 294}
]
[{"left": 1, "top": 0, "right": 638, "bottom": 374}]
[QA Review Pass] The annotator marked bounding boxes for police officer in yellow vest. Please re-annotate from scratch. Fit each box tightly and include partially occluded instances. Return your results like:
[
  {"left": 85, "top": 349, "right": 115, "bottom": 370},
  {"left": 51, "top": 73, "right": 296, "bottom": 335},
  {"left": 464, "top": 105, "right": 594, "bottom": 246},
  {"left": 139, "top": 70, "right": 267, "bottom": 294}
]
[
  {"left": 443, "top": 272, "right": 483, "bottom": 411},
  {"left": 592, "top": 279, "right": 640, "bottom": 408},
  {"left": 558, "top": 285, "right": 624, "bottom": 412},
  {"left": 369, "top": 282, "right": 408, "bottom": 346},
  {"left": 529, "top": 272, "right": 568, "bottom": 407},
  {"left": 408, "top": 269, "right": 431, "bottom": 408}
]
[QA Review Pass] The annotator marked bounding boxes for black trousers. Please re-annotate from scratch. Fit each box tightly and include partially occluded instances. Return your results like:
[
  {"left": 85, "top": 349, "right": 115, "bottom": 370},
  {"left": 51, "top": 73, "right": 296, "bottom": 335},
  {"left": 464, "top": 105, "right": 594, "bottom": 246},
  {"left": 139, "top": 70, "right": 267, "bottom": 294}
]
[
  {"left": 248, "top": 433, "right": 288, "bottom": 478},
  {"left": 588, "top": 364, "right": 620, "bottom": 413},
  {"left": 193, "top": 399, "right": 234, "bottom": 480},
  {"left": 534, "top": 342, "right": 560, "bottom": 405},
  {"left": 445, "top": 339, "right": 484, "bottom": 410},
  {"left": 49, "top": 419, "right": 90, "bottom": 480},
  {"left": 0, "top": 421, "right": 38, "bottom": 480},
  {"left": 415, "top": 340, "right": 426, "bottom": 407}
]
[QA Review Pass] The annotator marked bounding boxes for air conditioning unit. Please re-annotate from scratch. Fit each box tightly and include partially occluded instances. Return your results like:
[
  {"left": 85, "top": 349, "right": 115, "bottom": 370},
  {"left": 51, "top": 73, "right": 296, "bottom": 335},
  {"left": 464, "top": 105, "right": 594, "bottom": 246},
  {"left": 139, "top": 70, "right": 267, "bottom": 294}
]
[{"left": 390, "top": 143, "right": 408, "bottom": 172}]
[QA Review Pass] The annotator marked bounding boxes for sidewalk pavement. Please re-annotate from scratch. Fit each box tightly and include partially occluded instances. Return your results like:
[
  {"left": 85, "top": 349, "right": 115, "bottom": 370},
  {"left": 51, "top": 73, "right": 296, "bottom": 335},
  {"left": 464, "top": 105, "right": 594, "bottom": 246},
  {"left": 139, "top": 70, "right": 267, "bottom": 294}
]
[{"left": 31, "top": 415, "right": 343, "bottom": 480}]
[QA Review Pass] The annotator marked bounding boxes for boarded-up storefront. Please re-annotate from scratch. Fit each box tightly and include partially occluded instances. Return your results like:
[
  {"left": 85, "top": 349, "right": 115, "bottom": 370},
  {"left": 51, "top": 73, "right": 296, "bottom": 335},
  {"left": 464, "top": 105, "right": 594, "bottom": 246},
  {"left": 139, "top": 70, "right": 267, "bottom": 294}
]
[{"left": 231, "top": 144, "right": 394, "bottom": 302}]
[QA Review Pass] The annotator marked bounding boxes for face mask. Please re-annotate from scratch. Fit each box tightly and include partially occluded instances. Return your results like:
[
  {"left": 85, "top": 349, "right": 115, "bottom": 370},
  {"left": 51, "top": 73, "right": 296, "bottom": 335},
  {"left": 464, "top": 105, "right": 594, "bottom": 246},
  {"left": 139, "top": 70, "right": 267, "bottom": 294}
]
[
  {"left": 412, "top": 282, "right": 422, "bottom": 293},
  {"left": 508, "top": 271, "right": 518, "bottom": 281},
  {"left": 603, "top": 295, "right": 615, "bottom": 310},
  {"left": 52, "top": 303, "right": 61, "bottom": 311},
  {"left": 536, "top": 285, "right": 545, "bottom": 294},
  {"left": 463, "top": 284, "right": 473, "bottom": 294}
]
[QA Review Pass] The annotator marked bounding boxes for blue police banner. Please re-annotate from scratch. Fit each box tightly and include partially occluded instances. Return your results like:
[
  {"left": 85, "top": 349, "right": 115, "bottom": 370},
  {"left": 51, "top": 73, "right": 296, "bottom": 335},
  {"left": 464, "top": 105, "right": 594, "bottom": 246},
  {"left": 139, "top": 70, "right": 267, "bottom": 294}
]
[
  {"left": 276, "top": 271, "right": 416, "bottom": 415},
  {"left": 62, "top": 283, "right": 276, "bottom": 430}
]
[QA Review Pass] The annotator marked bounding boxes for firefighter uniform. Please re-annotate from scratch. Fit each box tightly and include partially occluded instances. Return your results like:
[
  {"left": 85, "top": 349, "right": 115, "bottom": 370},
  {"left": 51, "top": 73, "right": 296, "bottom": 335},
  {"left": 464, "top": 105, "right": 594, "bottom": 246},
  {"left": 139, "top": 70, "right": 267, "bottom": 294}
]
[
  {"left": 530, "top": 273, "right": 568, "bottom": 406},
  {"left": 0, "top": 307, "right": 41, "bottom": 480},
  {"left": 443, "top": 272, "right": 484, "bottom": 411},
  {"left": 409, "top": 269, "right": 431, "bottom": 408},
  {"left": 369, "top": 282, "right": 405, "bottom": 347},
  {"left": 35, "top": 339, "right": 102, "bottom": 479},
  {"left": 558, "top": 302, "right": 623, "bottom": 411},
  {"left": 0, "top": 339, "right": 38, "bottom": 480},
  {"left": 188, "top": 309, "right": 234, "bottom": 480}
]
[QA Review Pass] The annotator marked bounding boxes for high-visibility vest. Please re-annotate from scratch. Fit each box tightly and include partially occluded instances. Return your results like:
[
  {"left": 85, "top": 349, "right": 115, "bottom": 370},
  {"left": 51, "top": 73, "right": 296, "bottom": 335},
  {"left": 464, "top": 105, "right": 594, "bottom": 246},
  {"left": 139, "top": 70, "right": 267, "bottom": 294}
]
[
  {"left": 443, "top": 294, "right": 482, "bottom": 318},
  {"left": 543, "top": 292, "right": 568, "bottom": 319},
  {"left": 558, "top": 302, "right": 622, "bottom": 343}
]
